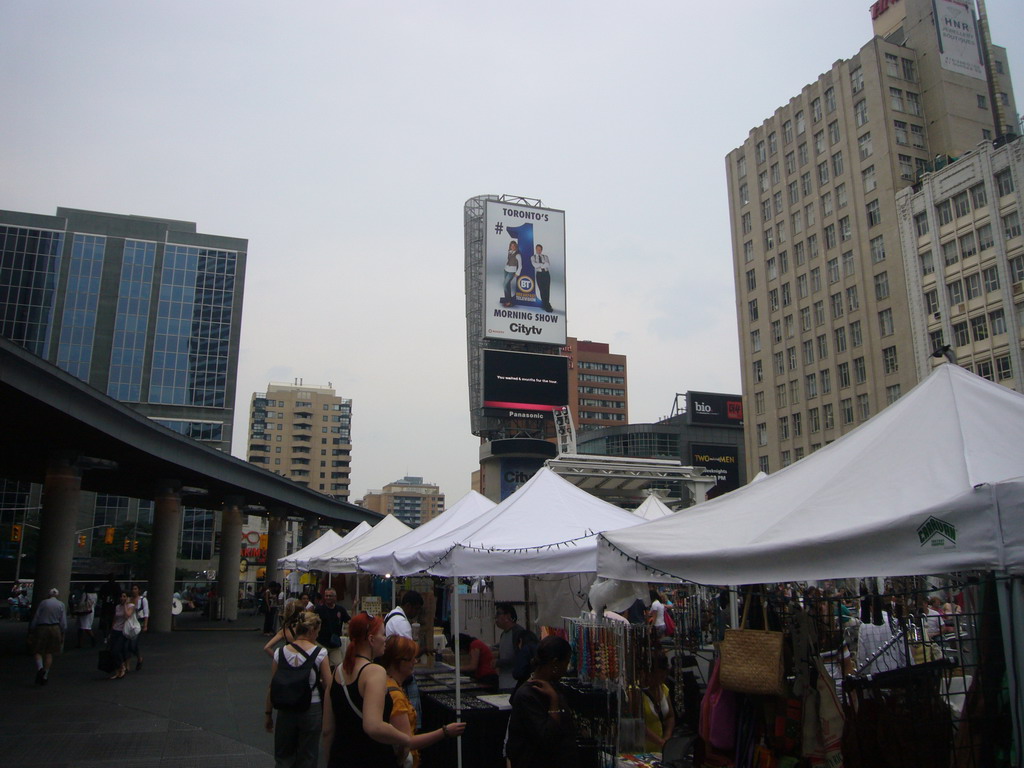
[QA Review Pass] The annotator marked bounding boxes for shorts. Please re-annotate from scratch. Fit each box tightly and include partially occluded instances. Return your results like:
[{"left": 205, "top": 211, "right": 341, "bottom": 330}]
[{"left": 33, "top": 624, "right": 63, "bottom": 655}]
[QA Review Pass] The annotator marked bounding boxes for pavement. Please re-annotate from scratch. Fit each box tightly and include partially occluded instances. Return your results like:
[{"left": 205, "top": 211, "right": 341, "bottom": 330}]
[{"left": 0, "top": 609, "right": 279, "bottom": 767}]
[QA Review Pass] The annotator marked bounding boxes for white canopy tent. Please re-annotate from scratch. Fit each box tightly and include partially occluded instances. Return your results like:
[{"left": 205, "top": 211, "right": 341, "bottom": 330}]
[
  {"left": 360, "top": 466, "right": 644, "bottom": 578},
  {"left": 277, "top": 527, "right": 350, "bottom": 571},
  {"left": 357, "top": 490, "right": 496, "bottom": 576},
  {"left": 632, "top": 494, "right": 675, "bottom": 521},
  {"left": 597, "top": 363, "right": 1024, "bottom": 757},
  {"left": 306, "top": 514, "right": 413, "bottom": 573}
]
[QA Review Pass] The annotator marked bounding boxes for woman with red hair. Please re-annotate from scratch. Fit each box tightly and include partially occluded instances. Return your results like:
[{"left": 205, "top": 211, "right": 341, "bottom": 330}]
[{"left": 323, "top": 613, "right": 464, "bottom": 767}]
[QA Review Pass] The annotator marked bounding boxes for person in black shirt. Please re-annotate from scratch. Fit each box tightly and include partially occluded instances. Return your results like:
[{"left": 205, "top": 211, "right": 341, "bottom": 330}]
[
  {"left": 506, "top": 635, "right": 578, "bottom": 768},
  {"left": 315, "top": 588, "right": 351, "bottom": 668}
]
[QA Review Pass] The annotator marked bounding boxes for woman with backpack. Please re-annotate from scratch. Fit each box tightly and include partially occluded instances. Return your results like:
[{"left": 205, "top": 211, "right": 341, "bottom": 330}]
[{"left": 265, "top": 611, "right": 331, "bottom": 768}]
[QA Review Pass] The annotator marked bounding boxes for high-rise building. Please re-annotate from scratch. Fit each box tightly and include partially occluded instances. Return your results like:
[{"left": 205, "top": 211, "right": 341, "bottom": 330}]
[
  {"left": 727, "top": 0, "right": 1018, "bottom": 478},
  {"left": 0, "top": 206, "right": 246, "bottom": 564},
  {"left": 359, "top": 476, "right": 445, "bottom": 528},
  {"left": 247, "top": 382, "right": 353, "bottom": 500},
  {"left": 896, "top": 137, "right": 1023, "bottom": 385},
  {"left": 561, "top": 337, "right": 628, "bottom": 433}
]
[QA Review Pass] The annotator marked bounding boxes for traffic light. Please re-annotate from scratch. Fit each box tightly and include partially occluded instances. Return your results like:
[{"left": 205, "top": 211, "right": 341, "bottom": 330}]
[
  {"left": 133, "top": 540, "right": 139, "bottom": 552},
  {"left": 78, "top": 534, "right": 87, "bottom": 547},
  {"left": 10, "top": 524, "right": 21, "bottom": 542},
  {"left": 123, "top": 538, "right": 131, "bottom": 552},
  {"left": 104, "top": 527, "right": 115, "bottom": 545}
]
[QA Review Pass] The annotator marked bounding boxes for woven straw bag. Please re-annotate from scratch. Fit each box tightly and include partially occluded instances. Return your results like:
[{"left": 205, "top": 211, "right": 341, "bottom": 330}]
[{"left": 719, "top": 592, "right": 786, "bottom": 697}]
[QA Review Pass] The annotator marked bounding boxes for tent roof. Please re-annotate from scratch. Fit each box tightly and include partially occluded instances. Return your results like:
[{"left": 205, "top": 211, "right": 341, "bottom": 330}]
[
  {"left": 379, "top": 467, "right": 643, "bottom": 577},
  {"left": 632, "top": 495, "right": 675, "bottom": 521},
  {"left": 358, "top": 490, "right": 496, "bottom": 576},
  {"left": 307, "top": 514, "right": 413, "bottom": 572},
  {"left": 277, "top": 528, "right": 347, "bottom": 570},
  {"left": 598, "top": 364, "right": 1024, "bottom": 584}
]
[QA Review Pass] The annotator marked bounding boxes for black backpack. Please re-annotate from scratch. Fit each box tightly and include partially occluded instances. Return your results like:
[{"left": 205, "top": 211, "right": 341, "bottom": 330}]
[{"left": 271, "top": 644, "right": 321, "bottom": 712}]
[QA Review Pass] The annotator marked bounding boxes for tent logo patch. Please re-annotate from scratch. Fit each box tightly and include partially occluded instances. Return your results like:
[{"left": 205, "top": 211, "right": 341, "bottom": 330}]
[{"left": 917, "top": 516, "right": 957, "bottom": 549}]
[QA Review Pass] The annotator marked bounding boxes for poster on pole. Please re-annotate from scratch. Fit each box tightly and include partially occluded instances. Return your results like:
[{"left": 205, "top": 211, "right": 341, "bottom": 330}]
[{"left": 483, "top": 200, "right": 566, "bottom": 345}]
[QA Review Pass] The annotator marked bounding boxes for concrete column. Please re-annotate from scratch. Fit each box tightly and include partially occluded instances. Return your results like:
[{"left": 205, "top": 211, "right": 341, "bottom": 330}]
[
  {"left": 264, "top": 513, "right": 288, "bottom": 589},
  {"left": 149, "top": 481, "right": 182, "bottom": 633},
  {"left": 301, "top": 518, "right": 319, "bottom": 548},
  {"left": 33, "top": 452, "right": 83, "bottom": 613},
  {"left": 217, "top": 498, "right": 244, "bottom": 622}
]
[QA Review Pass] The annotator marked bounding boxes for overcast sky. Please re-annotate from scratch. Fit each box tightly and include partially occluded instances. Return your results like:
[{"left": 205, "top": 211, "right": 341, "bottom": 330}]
[{"left": 3, "top": 1, "right": 1022, "bottom": 505}]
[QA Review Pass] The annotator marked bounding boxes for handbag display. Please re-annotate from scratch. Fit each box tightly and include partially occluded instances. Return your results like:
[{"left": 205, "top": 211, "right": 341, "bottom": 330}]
[{"left": 719, "top": 592, "right": 786, "bottom": 697}]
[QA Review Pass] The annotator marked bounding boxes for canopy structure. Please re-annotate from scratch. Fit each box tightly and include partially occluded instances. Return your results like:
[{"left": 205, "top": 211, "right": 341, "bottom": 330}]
[
  {"left": 597, "top": 364, "right": 1024, "bottom": 585},
  {"left": 632, "top": 494, "right": 675, "bottom": 521},
  {"left": 306, "top": 514, "right": 413, "bottom": 573},
  {"left": 357, "top": 490, "right": 496, "bottom": 576},
  {"left": 362, "top": 467, "right": 643, "bottom": 578},
  {"left": 277, "top": 527, "right": 350, "bottom": 571}
]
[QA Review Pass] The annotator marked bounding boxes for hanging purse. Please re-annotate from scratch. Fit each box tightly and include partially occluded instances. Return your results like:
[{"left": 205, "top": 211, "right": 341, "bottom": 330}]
[{"left": 719, "top": 591, "right": 786, "bottom": 697}]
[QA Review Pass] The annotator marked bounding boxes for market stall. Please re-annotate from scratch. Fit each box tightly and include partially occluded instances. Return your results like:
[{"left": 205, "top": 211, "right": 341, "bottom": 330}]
[{"left": 597, "top": 363, "right": 1024, "bottom": 766}]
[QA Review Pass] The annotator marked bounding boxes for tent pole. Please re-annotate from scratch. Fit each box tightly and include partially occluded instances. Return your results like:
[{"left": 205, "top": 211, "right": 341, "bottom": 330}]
[{"left": 453, "top": 577, "right": 463, "bottom": 768}]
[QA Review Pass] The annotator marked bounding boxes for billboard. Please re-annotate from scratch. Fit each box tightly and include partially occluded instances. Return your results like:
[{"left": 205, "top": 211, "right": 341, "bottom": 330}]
[
  {"left": 483, "top": 200, "right": 566, "bottom": 345},
  {"left": 690, "top": 444, "right": 740, "bottom": 492},
  {"left": 687, "top": 391, "right": 744, "bottom": 427},
  {"left": 482, "top": 350, "right": 569, "bottom": 417},
  {"left": 933, "top": 0, "right": 985, "bottom": 81}
]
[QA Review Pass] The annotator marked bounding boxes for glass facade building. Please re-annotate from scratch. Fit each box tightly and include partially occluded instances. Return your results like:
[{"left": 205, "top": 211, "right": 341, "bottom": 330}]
[{"left": 0, "top": 207, "right": 247, "bottom": 568}]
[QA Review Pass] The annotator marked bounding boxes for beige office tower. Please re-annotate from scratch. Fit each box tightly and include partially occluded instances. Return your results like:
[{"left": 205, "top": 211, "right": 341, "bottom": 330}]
[
  {"left": 360, "top": 477, "right": 445, "bottom": 528},
  {"left": 727, "top": 0, "right": 1018, "bottom": 478},
  {"left": 248, "top": 382, "right": 353, "bottom": 499}
]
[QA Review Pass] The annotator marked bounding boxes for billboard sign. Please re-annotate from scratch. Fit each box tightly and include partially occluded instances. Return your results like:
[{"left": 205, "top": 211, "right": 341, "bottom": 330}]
[
  {"left": 482, "top": 350, "right": 569, "bottom": 417},
  {"left": 687, "top": 391, "right": 744, "bottom": 427},
  {"left": 933, "top": 0, "right": 985, "bottom": 81},
  {"left": 483, "top": 200, "right": 566, "bottom": 345},
  {"left": 690, "top": 444, "right": 740, "bottom": 492}
]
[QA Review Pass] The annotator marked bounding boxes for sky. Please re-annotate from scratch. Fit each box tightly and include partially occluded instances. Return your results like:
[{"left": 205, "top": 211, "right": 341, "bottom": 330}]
[{"left": 2, "top": 1, "right": 1022, "bottom": 505}]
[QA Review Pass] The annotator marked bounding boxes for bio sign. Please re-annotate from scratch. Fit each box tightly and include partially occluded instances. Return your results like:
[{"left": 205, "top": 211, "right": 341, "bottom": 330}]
[
  {"left": 483, "top": 201, "right": 566, "bottom": 345},
  {"left": 687, "top": 391, "right": 744, "bottom": 427}
]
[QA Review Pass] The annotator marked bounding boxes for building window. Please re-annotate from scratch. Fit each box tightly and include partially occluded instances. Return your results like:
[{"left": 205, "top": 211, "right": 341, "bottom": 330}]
[
  {"left": 942, "top": 240, "right": 959, "bottom": 267},
  {"left": 814, "top": 300, "right": 825, "bottom": 326},
  {"left": 830, "top": 292, "right": 844, "bottom": 319},
  {"left": 911, "top": 124, "right": 925, "bottom": 149},
  {"left": 850, "top": 66, "right": 863, "bottom": 93},
  {"left": 834, "top": 326, "right": 847, "bottom": 353},
  {"left": 818, "top": 161, "right": 830, "bottom": 186},
  {"left": 757, "top": 422, "right": 767, "bottom": 446},
  {"left": 953, "top": 191, "right": 971, "bottom": 218},
  {"left": 976, "top": 360, "right": 994, "bottom": 381},
  {"left": 772, "top": 164, "right": 781, "bottom": 186},
  {"left": 906, "top": 91, "right": 922, "bottom": 116},
  {"left": 873, "top": 271, "right": 889, "bottom": 301},
  {"left": 919, "top": 250, "right": 934, "bottom": 276},
  {"left": 739, "top": 183, "right": 749, "bottom": 205},
  {"left": 809, "top": 407, "right": 820, "bottom": 432},
  {"left": 1012, "top": 255, "right": 1024, "bottom": 283},
  {"left": 850, "top": 320, "right": 862, "bottom": 347},
  {"left": 825, "top": 223, "right": 836, "bottom": 249},
  {"left": 827, "top": 257, "right": 840, "bottom": 284},
  {"left": 885, "top": 53, "right": 899, "bottom": 77},
  {"left": 978, "top": 94, "right": 988, "bottom": 109},
  {"left": 754, "top": 390, "right": 765, "bottom": 415},
  {"left": 899, "top": 154, "right": 913, "bottom": 180},
  {"left": 882, "top": 346, "right": 898, "bottom": 374},
  {"left": 771, "top": 319, "right": 782, "bottom": 344},
  {"left": 796, "top": 110, "right": 806, "bottom": 134},
  {"left": 774, "top": 351, "right": 784, "bottom": 375},
  {"left": 970, "top": 315, "right": 989, "bottom": 342},
  {"left": 746, "top": 268, "right": 756, "bottom": 291},
  {"left": 1003, "top": 211, "right": 1021, "bottom": 240},
  {"left": 841, "top": 398, "right": 854, "bottom": 425},
  {"left": 959, "top": 231, "right": 977, "bottom": 259},
  {"left": 914, "top": 212, "right": 929, "bottom": 236},
  {"left": 952, "top": 321, "right": 970, "bottom": 346},
  {"left": 890, "top": 87, "right": 904, "bottom": 112},
  {"left": 820, "top": 368, "right": 832, "bottom": 394},
  {"left": 837, "top": 361, "right": 850, "bottom": 388},
  {"left": 840, "top": 217, "right": 851, "bottom": 243},
  {"left": 828, "top": 120, "right": 841, "bottom": 146},
  {"left": 902, "top": 58, "right": 917, "bottom": 81},
  {"left": 823, "top": 403, "right": 834, "bottom": 430},
  {"left": 832, "top": 151, "right": 844, "bottom": 178},
  {"left": 812, "top": 97, "right": 822, "bottom": 122},
  {"left": 768, "top": 131, "right": 778, "bottom": 155},
  {"left": 749, "top": 299, "right": 759, "bottom": 322},
  {"left": 948, "top": 279, "right": 964, "bottom": 305},
  {"left": 965, "top": 272, "right": 983, "bottom": 300},
  {"left": 759, "top": 456, "right": 770, "bottom": 474},
  {"left": 769, "top": 288, "right": 780, "bottom": 312},
  {"left": 886, "top": 384, "right": 902, "bottom": 404},
  {"left": 756, "top": 140, "right": 766, "bottom": 163},
  {"left": 836, "top": 183, "right": 848, "bottom": 208},
  {"left": 870, "top": 235, "right": 886, "bottom": 264},
  {"left": 894, "top": 120, "right": 909, "bottom": 145},
  {"left": 855, "top": 99, "right": 869, "bottom": 127},
  {"left": 817, "top": 333, "right": 829, "bottom": 360},
  {"left": 825, "top": 87, "right": 836, "bottom": 113},
  {"left": 996, "top": 356, "right": 1013, "bottom": 380},
  {"left": 990, "top": 308, "right": 1006, "bottom": 335},
  {"left": 858, "top": 393, "right": 871, "bottom": 420},
  {"left": 866, "top": 199, "right": 881, "bottom": 227},
  {"left": 924, "top": 289, "right": 938, "bottom": 314},
  {"left": 978, "top": 223, "right": 994, "bottom": 251},
  {"left": 779, "top": 416, "right": 790, "bottom": 440},
  {"left": 803, "top": 339, "right": 815, "bottom": 366},
  {"left": 879, "top": 307, "right": 894, "bottom": 336},
  {"left": 862, "top": 165, "right": 877, "bottom": 193},
  {"left": 995, "top": 169, "right": 1014, "bottom": 197}
]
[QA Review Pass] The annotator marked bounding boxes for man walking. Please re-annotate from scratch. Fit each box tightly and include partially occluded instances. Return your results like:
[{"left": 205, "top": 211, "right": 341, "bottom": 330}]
[
  {"left": 29, "top": 588, "right": 67, "bottom": 685},
  {"left": 494, "top": 602, "right": 527, "bottom": 690},
  {"left": 385, "top": 590, "right": 425, "bottom": 720},
  {"left": 315, "top": 588, "right": 351, "bottom": 668}
]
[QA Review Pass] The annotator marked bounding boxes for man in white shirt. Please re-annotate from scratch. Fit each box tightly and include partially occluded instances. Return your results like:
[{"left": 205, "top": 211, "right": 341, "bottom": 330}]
[{"left": 29, "top": 587, "right": 67, "bottom": 685}]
